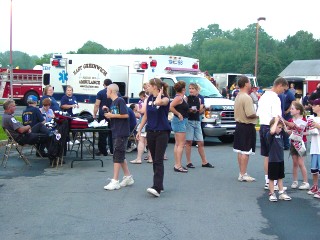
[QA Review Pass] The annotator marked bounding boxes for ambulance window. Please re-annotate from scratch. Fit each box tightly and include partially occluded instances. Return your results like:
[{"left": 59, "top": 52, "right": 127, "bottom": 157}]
[
  {"left": 43, "top": 73, "right": 50, "bottom": 85},
  {"left": 161, "top": 77, "right": 175, "bottom": 98},
  {"left": 115, "top": 82, "right": 126, "bottom": 96}
]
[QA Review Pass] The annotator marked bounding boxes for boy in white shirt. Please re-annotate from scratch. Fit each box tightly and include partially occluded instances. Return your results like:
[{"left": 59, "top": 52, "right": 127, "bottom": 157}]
[{"left": 307, "top": 98, "right": 320, "bottom": 198}]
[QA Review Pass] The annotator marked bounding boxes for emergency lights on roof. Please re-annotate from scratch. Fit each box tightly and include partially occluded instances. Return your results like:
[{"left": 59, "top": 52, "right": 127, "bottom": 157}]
[
  {"left": 140, "top": 62, "right": 148, "bottom": 69},
  {"left": 51, "top": 58, "right": 66, "bottom": 67},
  {"left": 192, "top": 62, "right": 199, "bottom": 69},
  {"left": 164, "top": 67, "right": 200, "bottom": 73},
  {"left": 133, "top": 60, "right": 157, "bottom": 70},
  {"left": 150, "top": 60, "right": 157, "bottom": 67}
]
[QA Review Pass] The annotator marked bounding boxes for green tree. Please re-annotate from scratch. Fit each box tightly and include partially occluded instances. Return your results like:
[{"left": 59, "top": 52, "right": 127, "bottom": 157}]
[
  {"left": 35, "top": 53, "right": 51, "bottom": 66},
  {"left": 77, "top": 41, "right": 108, "bottom": 54},
  {"left": 0, "top": 51, "right": 37, "bottom": 69},
  {"left": 1, "top": 23, "right": 320, "bottom": 89}
]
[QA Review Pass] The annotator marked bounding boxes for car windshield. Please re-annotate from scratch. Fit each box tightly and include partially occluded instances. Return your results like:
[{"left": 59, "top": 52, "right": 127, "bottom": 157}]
[{"left": 176, "top": 76, "right": 222, "bottom": 98}]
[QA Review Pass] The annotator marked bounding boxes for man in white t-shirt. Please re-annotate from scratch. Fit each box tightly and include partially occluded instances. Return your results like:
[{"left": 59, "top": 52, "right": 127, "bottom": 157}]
[{"left": 257, "top": 77, "right": 288, "bottom": 190}]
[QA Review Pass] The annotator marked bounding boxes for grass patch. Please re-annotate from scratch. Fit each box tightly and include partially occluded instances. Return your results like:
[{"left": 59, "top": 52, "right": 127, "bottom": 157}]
[{"left": 0, "top": 116, "right": 22, "bottom": 140}]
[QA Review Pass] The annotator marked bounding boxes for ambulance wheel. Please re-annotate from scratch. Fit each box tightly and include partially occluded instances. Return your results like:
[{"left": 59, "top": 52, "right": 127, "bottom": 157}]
[{"left": 24, "top": 91, "right": 38, "bottom": 106}]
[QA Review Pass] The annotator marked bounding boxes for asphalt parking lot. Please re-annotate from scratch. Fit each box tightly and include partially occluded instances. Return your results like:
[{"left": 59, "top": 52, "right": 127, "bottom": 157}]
[{"left": 0, "top": 134, "right": 319, "bottom": 240}]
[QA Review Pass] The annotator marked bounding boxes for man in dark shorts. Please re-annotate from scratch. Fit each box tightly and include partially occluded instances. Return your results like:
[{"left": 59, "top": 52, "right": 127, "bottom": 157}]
[
  {"left": 103, "top": 84, "right": 134, "bottom": 191},
  {"left": 233, "top": 76, "right": 258, "bottom": 182}
]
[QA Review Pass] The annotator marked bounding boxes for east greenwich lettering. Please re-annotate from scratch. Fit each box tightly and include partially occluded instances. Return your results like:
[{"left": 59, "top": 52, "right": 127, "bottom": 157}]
[
  {"left": 79, "top": 79, "right": 100, "bottom": 85},
  {"left": 73, "top": 63, "right": 107, "bottom": 76}
]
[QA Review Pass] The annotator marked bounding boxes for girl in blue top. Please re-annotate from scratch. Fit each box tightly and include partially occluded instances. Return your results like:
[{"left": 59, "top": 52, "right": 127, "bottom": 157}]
[{"left": 136, "top": 78, "right": 170, "bottom": 197}]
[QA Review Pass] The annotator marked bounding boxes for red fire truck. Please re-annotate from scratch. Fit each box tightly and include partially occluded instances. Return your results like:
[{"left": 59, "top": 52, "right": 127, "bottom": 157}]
[{"left": 0, "top": 68, "right": 43, "bottom": 105}]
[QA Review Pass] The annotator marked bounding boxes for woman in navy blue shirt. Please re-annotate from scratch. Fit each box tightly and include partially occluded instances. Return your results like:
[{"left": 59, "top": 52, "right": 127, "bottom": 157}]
[
  {"left": 39, "top": 85, "right": 60, "bottom": 112},
  {"left": 60, "top": 85, "right": 79, "bottom": 116},
  {"left": 136, "top": 78, "right": 171, "bottom": 197}
]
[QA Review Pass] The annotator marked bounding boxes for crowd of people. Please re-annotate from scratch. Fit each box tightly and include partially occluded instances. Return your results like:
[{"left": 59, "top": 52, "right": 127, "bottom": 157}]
[
  {"left": 233, "top": 76, "right": 320, "bottom": 202},
  {"left": 2, "top": 76, "right": 320, "bottom": 201}
]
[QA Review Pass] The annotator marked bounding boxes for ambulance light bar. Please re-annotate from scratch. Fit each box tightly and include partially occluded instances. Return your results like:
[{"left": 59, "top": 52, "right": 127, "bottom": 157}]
[
  {"left": 133, "top": 60, "right": 157, "bottom": 70},
  {"left": 164, "top": 67, "right": 200, "bottom": 74},
  {"left": 51, "top": 58, "right": 66, "bottom": 67}
]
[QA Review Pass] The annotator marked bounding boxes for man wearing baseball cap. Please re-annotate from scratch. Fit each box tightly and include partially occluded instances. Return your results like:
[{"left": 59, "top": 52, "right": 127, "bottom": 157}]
[{"left": 22, "top": 95, "right": 45, "bottom": 127}]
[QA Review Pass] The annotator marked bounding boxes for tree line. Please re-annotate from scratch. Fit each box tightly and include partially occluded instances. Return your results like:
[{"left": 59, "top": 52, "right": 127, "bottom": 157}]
[{"left": 1, "top": 23, "right": 319, "bottom": 87}]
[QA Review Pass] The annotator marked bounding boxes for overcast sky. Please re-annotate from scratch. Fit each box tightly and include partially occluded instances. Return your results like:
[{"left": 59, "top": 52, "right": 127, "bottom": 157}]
[{"left": 0, "top": 0, "right": 319, "bottom": 57}]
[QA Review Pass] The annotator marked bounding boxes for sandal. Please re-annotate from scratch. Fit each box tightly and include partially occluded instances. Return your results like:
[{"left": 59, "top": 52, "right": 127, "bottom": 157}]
[
  {"left": 174, "top": 166, "right": 188, "bottom": 173},
  {"left": 147, "top": 159, "right": 153, "bottom": 163},
  {"left": 130, "top": 159, "right": 142, "bottom": 164},
  {"left": 163, "top": 156, "right": 168, "bottom": 160},
  {"left": 144, "top": 156, "right": 149, "bottom": 160},
  {"left": 186, "top": 163, "right": 195, "bottom": 168},
  {"left": 202, "top": 163, "right": 214, "bottom": 168}
]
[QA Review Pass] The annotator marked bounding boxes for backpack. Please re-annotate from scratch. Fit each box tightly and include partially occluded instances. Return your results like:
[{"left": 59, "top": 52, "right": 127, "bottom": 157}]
[{"left": 48, "top": 119, "right": 70, "bottom": 165}]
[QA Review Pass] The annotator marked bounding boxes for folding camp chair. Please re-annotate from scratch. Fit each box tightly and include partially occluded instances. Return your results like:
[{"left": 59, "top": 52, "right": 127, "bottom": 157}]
[
  {"left": 127, "top": 123, "right": 138, "bottom": 152},
  {"left": 1, "top": 129, "right": 43, "bottom": 168}
]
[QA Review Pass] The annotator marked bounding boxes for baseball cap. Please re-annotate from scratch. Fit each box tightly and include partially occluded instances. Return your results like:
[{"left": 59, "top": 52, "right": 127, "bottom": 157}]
[
  {"left": 27, "top": 95, "right": 38, "bottom": 104},
  {"left": 311, "top": 98, "right": 320, "bottom": 106}
]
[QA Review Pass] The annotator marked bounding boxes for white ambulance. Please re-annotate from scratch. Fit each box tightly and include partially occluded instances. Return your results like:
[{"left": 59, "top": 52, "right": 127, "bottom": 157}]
[
  {"left": 45, "top": 54, "right": 199, "bottom": 116},
  {"left": 46, "top": 54, "right": 236, "bottom": 143}
]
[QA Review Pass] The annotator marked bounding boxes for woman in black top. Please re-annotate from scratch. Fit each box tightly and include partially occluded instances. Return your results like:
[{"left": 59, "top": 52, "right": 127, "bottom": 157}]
[{"left": 169, "top": 80, "right": 189, "bottom": 173}]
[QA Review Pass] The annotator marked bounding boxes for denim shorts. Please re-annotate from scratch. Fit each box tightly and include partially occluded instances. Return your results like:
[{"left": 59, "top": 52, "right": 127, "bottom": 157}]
[
  {"left": 311, "top": 154, "right": 320, "bottom": 174},
  {"left": 186, "top": 120, "right": 203, "bottom": 141},
  {"left": 171, "top": 116, "right": 187, "bottom": 133}
]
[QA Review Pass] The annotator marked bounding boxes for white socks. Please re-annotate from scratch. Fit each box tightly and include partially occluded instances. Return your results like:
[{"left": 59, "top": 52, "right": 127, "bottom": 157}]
[{"left": 265, "top": 175, "right": 277, "bottom": 186}]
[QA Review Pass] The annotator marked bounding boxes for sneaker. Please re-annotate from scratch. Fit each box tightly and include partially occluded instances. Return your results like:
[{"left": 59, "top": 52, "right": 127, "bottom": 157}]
[
  {"left": 104, "top": 179, "right": 121, "bottom": 190},
  {"left": 67, "top": 141, "right": 73, "bottom": 146},
  {"left": 147, "top": 187, "right": 160, "bottom": 197},
  {"left": 298, "top": 182, "right": 310, "bottom": 190},
  {"left": 126, "top": 144, "right": 136, "bottom": 153},
  {"left": 238, "top": 173, "right": 256, "bottom": 182},
  {"left": 269, "top": 192, "right": 277, "bottom": 202},
  {"left": 307, "top": 185, "right": 318, "bottom": 195},
  {"left": 74, "top": 140, "right": 81, "bottom": 145},
  {"left": 314, "top": 190, "right": 320, "bottom": 199},
  {"left": 279, "top": 191, "right": 292, "bottom": 201},
  {"left": 120, "top": 175, "right": 134, "bottom": 187},
  {"left": 274, "top": 185, "right": 287, "bottom": 191},
  {"left": 107, "top": 149, "right": 113, "bottom": 156},
  {"left": 264, "top": 183, "right": 269, "bottom": 190},
  {"left": 291, "top": 181, "right": 298, "bottom": 189}
]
